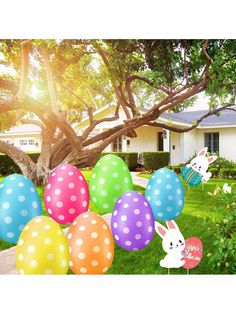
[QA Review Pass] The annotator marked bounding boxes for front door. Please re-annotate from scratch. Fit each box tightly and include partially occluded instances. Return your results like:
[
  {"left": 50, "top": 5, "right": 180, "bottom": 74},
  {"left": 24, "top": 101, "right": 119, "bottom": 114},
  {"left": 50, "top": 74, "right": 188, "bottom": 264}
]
[{"left": 157, "top": 132, "right": 164, "bottom": 151}]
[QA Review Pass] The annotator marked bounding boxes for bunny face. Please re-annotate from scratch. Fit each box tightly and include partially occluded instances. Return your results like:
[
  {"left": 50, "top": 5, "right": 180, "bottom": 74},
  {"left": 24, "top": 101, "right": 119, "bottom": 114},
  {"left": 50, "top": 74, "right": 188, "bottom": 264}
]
[
  {"left": 190, "top": 147, "right": 217, "bottom": 175},
  {"left": 155, "top": 220, "right": 185, "bottom": 255}
]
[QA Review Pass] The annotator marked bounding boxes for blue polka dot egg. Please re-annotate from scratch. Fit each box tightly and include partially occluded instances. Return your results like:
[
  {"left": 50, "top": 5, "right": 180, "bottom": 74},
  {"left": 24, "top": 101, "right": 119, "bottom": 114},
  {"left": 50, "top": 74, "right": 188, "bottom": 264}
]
[
  {"left": 0, "top": 174, "right": 42, "bottom": 243},
  {"left": 145, "top": 168, "right": 184, "bottom": 221}
]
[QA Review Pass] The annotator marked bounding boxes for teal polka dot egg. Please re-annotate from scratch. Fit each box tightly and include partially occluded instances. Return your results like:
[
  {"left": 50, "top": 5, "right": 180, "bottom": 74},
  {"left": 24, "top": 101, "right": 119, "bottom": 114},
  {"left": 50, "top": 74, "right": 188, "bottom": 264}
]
[
  {"left": 145, "top": 168, "right": 184, "bottom": 221},
  {"left": 0, "top": 174, "right": 42, "bottom": 243}
]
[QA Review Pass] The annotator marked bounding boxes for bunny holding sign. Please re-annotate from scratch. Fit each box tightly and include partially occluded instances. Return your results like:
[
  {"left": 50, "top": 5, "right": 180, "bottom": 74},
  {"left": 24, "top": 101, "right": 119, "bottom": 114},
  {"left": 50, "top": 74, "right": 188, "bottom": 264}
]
[{"left": 181, "top": 147, "right": 217, "bottom": 186}]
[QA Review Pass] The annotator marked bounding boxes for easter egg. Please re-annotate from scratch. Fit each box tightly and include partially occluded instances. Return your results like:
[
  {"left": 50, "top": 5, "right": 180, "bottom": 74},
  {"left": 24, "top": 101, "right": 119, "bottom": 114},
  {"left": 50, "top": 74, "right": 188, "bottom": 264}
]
[
  {"left": 181, "top": 166, "right": 203, "bottom": 186},
  {"left": 111, "top": 191, "right": 155, "bottom": 251},
  {"left": 0, "top": 174, "right": 42, "bottom": 244},
  {"left": 16, "top": 216, "right": 69, "bottom": 274},
  {"left": 67, "top": 211, "right": 114, "bottom": 274},
  {"left": 182, "top": 237, "right": 203, "bottom": 269},
  {"left": 44, "top": 163, "right": 89, "bottom": 224},
  {"left": 145, "top": 168, "right": 184, "bottom": 221},
  {"left": 89, "top": 154, "right": 133, "bottom": 213}
]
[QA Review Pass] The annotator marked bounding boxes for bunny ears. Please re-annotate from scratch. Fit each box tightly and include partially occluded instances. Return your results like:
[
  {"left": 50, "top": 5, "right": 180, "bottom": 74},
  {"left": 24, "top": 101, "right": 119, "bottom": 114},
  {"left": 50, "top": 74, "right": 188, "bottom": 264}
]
[
  {"left": 155, "top": 220, "right": 179, "bottom": 239},
  {"left": 197, "top": 147, "right": 217, "bottom": 164}
]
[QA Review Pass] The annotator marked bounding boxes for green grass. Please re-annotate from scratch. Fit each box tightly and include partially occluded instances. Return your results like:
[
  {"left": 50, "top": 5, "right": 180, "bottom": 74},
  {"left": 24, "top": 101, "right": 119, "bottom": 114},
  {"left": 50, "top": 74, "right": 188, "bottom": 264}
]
[{"left": 1, "top": 172, "right": 234, "bottom": 274}]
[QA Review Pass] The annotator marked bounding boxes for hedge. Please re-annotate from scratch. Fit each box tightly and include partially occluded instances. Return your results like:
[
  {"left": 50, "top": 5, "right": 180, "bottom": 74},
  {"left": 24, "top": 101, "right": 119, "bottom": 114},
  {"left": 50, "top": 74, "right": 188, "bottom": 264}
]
[
  {"left": 169, "top": 165, "right": 181, "bottom": 174},
  {"left": 100, "top": 152, "right": 138, "bottom": 170},
  {"left": 219, "top": 168, "right": 236, "bottom": 179},
  {"left": 141, "top": 151, "right": 170, "bottom": 171},
  {"left": 0, "top": 153, "right": 40, "bottom": 176}
]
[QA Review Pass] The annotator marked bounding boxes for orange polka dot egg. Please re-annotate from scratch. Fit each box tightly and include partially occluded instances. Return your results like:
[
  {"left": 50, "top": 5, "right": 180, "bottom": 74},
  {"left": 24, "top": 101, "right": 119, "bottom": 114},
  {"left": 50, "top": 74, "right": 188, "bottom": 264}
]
[
  {"left": 16, "top": 216, "right": 69, "bottom": 275},
  {"left": 67, "top": 211, "right": 114, "bottom": 274}
]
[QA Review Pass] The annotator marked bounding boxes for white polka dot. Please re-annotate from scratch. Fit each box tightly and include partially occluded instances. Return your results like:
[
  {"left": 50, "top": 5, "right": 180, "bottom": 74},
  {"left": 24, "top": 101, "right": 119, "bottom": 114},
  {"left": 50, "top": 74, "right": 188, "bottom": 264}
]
[
  {"left": 147, "top": 185, "right": 151, "bottom": 190},
  {"left": 55, "top": 189, "right": 61, "bottom": 195},
  {"left": 148, "top": 226, "right": 153, "bottom": 233},
  {"left": 146, "top": 214, "right": 151, "bottom": 220},
  {"left": 47, "top": 184, "right": 51, "bottom": 189},
  {"left": 80, "top": 188, "right": 86, "bottom": 194},
  {"left": 24, "top": 226, "right": 29, "bottom": 231},
  {"left": 102, "top": 267, "right": 109, "bottom": 273},
  {"left": 106, "top": 252, "right": 112, "bottom": 259},
  {"left": 113, "top": 210, "right": 118, "bottom": 216},
  {"left": 58, "top": 215, "right": 65, "bottom": 221},
  {"left": 69, "top": 208, "right": 76, "bottom": 214},
  {"left": 167, "top": 206, "right": 172, "bottom": 212},
  {"left": 176, "top": 178, "right": 180, "bottom": 182},
  {"left": 156, "top": 200, "right": 162, "bottom": 206},
  {"left": 145, "top": 240, "right": 150, "bottom": 245},
  {"left": 133, "top": 198, "right": 139, "bottom": 202},
  {"left": 135, "top": 234, "right": 142, "bottom": 240},
  {"left": 69, "top": 261, "right": 73, "bottom": 267},
  {"left": 18, "top": 254, "right": 24, "bottom": 261},
  {"left": 30, "top": 187, "right": 35, "bottom": 193},
  {"left": 102, "top": 166, "right": 108, "bottom": 171},
  {"left": 57, "top": 201, "right": 63, "bottom": 208},
  {"left": 68, "top": 171, "right": 74, "bottom": 176},
  {"left": 99, "top": 178, "right": 106, "bottom": 184},
  {"left": 91, "top": 185, "right": 96, "bottom": 191},
  {"left": 48, "top": 208, "right": 52, "bottom": 214},
  {"left": 2, "top": 202, "right": 10, "bottom": 209},
  {"left": 93, "top": 246, "right": 101, "bottom": 253},
  {"left": 91, "top": 219, "right": 97, "bottom": 225},
  {"left": 113, "top": 222, "right": 118, "bottom": 228},
  {"left": 114, "top": 234, "right": 119, "bottom": 240},
  {"left": 157, "top": 179, "right": 162, "bottom": 184},
  {"left": 154, "top": 189, "right": 160, "bottom": 195},
  {"left": 123, "top": 203, "right": 129, "bottom": 209},
  {"left": 91, "top": 232, "right": 98, "bottom": 238},
  {"left": 144, "top": 202, "right": 148, "bottom": 207},
  {"left": 44, "top": 238, "right": 52, "bottom": 245},
  {"left": 30, "top": 260, "right": 38, "bottom": 268},
  {"left": 19, "top": 225, "right": 24, "bottom": 231},
  {"left": 168, "top": 195, "right": 174, "bottom": 200},
  {"left": 32, "top": 201, "right": 38, "bottom": 209},
  {"left": 9, "top": 176, "right": 16, "bottom": 181},
  {"left": 32, "top": 231, "right": 38, "bottom": 237},
  {"left": 68, "top": 183, "right": 75, "bottom": 189},
  {"left": 92, "top": 197, "right": 97, "bottom": 203},
  {"left": 101, "top": 190, "right": 107, "bottom": 196},
  {"left": 79, "top": 226, "right": 86, "bottom": 231},
  {"left": 166, "top": 184, "right": 172, "bottom": 190},
  {"left": 6, "top": 232, "right": 14, "bottom": 238},
  {"left": 18, "top": 182, "right": 24, "bottom": 187},
  {"left": 124, "top": 177, "right": 129, "bottom": 183},
  {"left": 103, "top": 203, "right": 109, "bottom": 209},
  {"left": 83, "top": 213, "right": 89, "bottom": 218},
  {"left": 115, "top": 184, "right": 121, "bottom": 190},
  {"left": 175, "top": 212, "right": 180, "bottom": 216},
  {"left": 136, "top": 221, "right": 142, "bottom": 227},
  {"left": 121, "top": 215, "right": 127, "bottom": 222},
  {"left": 70, "top": 195, "right": 77, "bottom": 202},
  {"left": 44, "top": 224, "right": 51, "bottom": 230},
  {"left": 44, "top": 268, "right": 53, "bottom": 274},
  {"left": 79, "top": 176, "right": 83, "bottom": 181},
  {"left": 0, "top": 183, "right": 4, "bottom": 188},
  {"left": 91, "top": 260, "right": 99, "bottom": 267},
  {"left": 125, "top": 241, "right": 132, "bottom": 246},
  {"left": 61, "top": 166, "right": 66, "bottom": 170},
  {"left": 6, "top": 189, "right": 12, "bottom": 194},
  {"left": 76, "top": 239, "right": 83, "bottom": 246},
  {"left": 159, "top": 169, "right": 164, "bottom": 173},
  {"left": 178, "top": 200, "right": 183, "bottom": 206},
  {"left": 18, "top": 195, "right": 25, "bottom": 202},
  {"left": 78, "top": 253, "right": 86, "bottom": 260},
  {"left": 57, "top": 177, "right": 63, "bottom": 182},
  {"left": 4, "top": 216, "right": 12, "bottom": 224},
  {"left": 18, "top": 239, "right": 24, "bottom": 246},
  {"left": 92, "top": 173, "right": 96, "bottom": 179},
  {"left": 59, "top": 244, "right": 65, "bottom": 252},
  {"left": 157, "top": 212, "right": 163, "bottom": 217},
  {"left": 36, "top": 218, "right": 42, "bottom": 223},
  {"left": 134, "top": 209, "right": 140, "bottom": 215},
  {"left": 80, "top": 267, "right": 87, "bottom": 273},
  {"left": 61, "top": 260, "right": 67, "bottom": 267},
  {"left": 46, "top": 196, "right": 51, "bottom": 202},
  {"left": 123, "top": 227, "right": 129, "bottom": 234},
  {"left": 112, "top": 172, "right": 119, "bottom": 178},
  {"left": 177, "top": 189, "right": 182, "bottom": 194},
  {"left": 147, "top": 196, "right": 151, "bottom": 201},
  {"left": 47, "top": 253, "right": 54, "bottom": 261},
  {"left": 166, "top": 174, "right": 171, "bottom": 178},
  {"left": 28, "top": 245, "right": 36, "bottom": 253},
  {"left": 102, "top": 224, "right": 108, "bottom": 230},
  {"left": 104, "top": 238, "right": 110, "bottom": 245},
  {"left": 117, "top": 199, "right": 122, "bottom": 204},
  {"left": 126, "top": 193, "right": 132, "bottom": 196},
  {"left": 82, "top": 201, "right": 87, "bottom": 208}
]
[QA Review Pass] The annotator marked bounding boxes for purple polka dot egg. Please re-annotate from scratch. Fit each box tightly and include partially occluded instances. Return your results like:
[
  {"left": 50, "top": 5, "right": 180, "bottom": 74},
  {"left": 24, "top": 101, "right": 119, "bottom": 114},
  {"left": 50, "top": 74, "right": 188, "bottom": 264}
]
[{"left": 111, "top": 191, "right": 155, "bottom": 251}]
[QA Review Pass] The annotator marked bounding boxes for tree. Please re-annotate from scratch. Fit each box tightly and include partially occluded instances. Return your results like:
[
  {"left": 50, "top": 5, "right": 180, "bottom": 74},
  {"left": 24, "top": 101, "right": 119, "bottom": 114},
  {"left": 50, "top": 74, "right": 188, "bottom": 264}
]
[{"left": 0, "top": 39, "right": 236, "bottom": 185}]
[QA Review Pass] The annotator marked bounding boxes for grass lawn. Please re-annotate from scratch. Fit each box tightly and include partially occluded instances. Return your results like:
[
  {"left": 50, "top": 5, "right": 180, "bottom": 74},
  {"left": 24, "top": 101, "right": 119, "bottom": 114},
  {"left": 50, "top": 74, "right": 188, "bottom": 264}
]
[{"left": 0, "top": 171, "right": 234, "bottom": 274}]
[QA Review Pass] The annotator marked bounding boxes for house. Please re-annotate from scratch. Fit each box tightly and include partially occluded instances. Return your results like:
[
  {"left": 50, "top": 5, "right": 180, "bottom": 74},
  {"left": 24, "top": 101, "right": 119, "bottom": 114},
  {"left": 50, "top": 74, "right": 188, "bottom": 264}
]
[{"left": 1, "top": 105, "right": 236, "bottom": 165}]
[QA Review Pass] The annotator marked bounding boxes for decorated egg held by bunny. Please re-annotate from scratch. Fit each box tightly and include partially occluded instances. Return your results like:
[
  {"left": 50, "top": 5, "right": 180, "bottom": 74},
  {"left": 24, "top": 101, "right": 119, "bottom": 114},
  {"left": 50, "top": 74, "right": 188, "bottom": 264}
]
[
  {"left": 181, "top": 147, "right": 217, "bottom": 186},
  {"left": 155, "top": 220, "right": 185, "bottom": 268}
]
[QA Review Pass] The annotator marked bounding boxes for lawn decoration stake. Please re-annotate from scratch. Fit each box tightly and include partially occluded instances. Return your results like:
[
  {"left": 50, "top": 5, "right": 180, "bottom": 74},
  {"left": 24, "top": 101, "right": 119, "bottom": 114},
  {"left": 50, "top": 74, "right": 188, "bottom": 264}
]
[
  {"left": 181, "top": 147, "right": 217, "bottom": 187},
  {"left": 182, "top": 237, "right": 203, "bottom": 274}
]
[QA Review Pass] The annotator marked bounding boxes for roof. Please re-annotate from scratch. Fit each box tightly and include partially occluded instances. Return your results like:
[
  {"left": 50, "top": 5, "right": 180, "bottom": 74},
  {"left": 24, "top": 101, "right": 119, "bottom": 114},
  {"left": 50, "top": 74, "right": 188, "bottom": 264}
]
[
  {"left": 161, "top": 107, "right": 236, "bottom": 127},
  {"left": 0, "top": 124, "right": 41, "bottom": 136}
]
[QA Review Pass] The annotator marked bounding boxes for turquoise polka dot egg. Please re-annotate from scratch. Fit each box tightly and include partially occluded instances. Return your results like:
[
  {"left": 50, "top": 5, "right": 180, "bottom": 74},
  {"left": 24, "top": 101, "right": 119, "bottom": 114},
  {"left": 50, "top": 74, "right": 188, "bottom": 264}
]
[
  {"left": 0, "top": 174, "right": 42, "bottom": 243},
  {"left": 145, "top": 168, "right": 184, "bottom": 221}
]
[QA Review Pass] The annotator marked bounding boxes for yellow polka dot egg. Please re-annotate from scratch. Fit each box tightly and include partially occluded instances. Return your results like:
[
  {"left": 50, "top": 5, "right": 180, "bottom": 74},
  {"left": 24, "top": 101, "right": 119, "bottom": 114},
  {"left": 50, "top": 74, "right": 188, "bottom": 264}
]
[
  {"left": 16, "top": 216, "right": 69, "bottom": 275},
  {"left": 67, "top": 211, "right": 114, "bottom": 274}
]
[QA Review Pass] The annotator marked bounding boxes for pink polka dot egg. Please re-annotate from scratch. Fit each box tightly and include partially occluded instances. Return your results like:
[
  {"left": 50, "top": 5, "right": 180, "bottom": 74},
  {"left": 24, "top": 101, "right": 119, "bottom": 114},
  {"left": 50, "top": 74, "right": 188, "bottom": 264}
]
[{"left": 44, "top": 164, "right": 89, "bottom": 224}]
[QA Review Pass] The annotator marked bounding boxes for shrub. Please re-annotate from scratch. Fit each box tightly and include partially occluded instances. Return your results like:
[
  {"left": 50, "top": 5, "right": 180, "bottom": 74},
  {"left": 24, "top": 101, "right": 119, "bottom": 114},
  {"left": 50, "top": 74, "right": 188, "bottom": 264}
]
[
  {"left": 209, "top": 156, "right": 236, "bottom": 171},
  {"left": 219, "top": 168, "right": 236, "bottom": 179},
  {"left": 0, "top": 153, "right": 40, "bottom": 176},
  {"left": 171, "top": 166, "right": 181, "bottom": 174},
  {"left": 210, "top": 168, "right": 219, "bottom": 178},
  {"left": 100, "top": 152, "right": 138, "bottom": 170},
  {"left": 141, "top": 151, "right": 170, "bottom": 171}
]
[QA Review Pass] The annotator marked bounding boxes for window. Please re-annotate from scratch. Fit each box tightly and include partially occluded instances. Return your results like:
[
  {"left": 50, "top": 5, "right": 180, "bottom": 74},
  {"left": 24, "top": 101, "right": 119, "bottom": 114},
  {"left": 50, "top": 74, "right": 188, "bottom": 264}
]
[
  {"left": 28, "top": 139, "right": 35, "bottom": 146},
  {"left": 19, "top": 139, "right": 27, "bottom": 146},
  {"left": 204, "top": 133, "right": 219, "bottom": 153},
  {"left": 112, "top": 137, "right": 122, "bottom": 152}
]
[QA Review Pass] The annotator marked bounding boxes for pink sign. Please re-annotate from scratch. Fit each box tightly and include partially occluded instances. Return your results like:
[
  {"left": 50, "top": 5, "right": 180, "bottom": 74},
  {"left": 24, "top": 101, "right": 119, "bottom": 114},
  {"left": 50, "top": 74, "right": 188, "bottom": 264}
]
[{"left": 182, "top": 237, "right": 203, "bottom": 269}]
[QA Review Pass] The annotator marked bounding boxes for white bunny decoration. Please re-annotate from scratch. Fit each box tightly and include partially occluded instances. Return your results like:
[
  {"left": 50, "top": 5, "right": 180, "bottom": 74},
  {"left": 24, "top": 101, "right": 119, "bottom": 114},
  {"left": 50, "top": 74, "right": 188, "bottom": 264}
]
[
  {"left": 185, "top": 147, "right": 217, "bottom": 183},
  {"left": 155, "top": 220, "right": 185, "bottom": 268}
]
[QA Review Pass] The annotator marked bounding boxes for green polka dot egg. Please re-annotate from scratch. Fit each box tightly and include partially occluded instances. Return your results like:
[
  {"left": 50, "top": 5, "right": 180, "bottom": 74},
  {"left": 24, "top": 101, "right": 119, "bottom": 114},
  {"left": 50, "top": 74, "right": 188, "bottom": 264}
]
[
  {"left": 89, "top": 154, "right": 133, "bottom": 213},
  {"left": 16, "top": 216, "right": 69, "bottom": 275}
]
